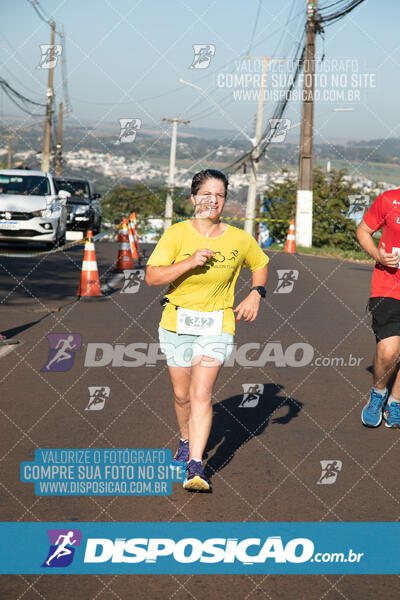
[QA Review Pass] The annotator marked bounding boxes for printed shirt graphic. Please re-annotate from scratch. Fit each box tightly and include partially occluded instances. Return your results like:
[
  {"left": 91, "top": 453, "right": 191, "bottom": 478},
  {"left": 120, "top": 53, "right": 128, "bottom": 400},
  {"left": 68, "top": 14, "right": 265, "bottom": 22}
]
[
  {"left": 146, "top": 220, "right": 269, "bottom": 335},
  {"left": 364, "top": 189, "right": 400, "bottom": 300}
]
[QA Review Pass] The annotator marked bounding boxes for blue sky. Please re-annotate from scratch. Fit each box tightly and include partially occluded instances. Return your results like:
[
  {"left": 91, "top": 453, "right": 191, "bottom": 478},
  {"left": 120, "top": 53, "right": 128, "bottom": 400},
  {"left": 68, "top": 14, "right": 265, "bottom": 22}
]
[{"left": 1, "top": 0, "right": 399, "bottom": 142}]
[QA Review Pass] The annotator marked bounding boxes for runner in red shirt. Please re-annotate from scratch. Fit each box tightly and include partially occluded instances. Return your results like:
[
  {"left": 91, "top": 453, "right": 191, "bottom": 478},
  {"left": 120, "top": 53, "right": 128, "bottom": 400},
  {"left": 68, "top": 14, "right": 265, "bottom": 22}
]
[{"left": 357, "top": 189, "right": 400, "bottom": 428}]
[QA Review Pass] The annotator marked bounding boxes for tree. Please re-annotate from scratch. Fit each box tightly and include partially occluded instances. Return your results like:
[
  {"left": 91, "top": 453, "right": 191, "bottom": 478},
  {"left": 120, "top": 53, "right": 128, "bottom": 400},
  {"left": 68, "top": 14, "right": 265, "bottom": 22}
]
[
  {"left": 101, "top": 183, "right": 192, "bottom": 233},
  {"left": 264, "top": 167, "right": 362, "bottom": 249}
]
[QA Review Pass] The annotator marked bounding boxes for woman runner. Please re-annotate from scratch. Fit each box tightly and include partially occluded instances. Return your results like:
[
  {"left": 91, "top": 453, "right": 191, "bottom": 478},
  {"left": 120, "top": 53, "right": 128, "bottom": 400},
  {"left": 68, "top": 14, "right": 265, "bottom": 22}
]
[{"left": 145, "top": 169, "right": 269, "bottom": 491}]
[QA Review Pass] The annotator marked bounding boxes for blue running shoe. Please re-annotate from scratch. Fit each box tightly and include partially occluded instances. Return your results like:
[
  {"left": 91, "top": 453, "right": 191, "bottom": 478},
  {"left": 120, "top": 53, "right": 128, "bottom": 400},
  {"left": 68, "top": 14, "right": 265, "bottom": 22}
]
[
  {"left": 384, "top": 402, "right": 400, "bottom": 429},
  {"left": 183, "top": 459, "right": 210, "bottom": 492},
  {"left": 361, "top": 389, "right": 388, "bottom": 427},
  {"left": 170, "top": 439, "right": 189, "bottom": 471}
]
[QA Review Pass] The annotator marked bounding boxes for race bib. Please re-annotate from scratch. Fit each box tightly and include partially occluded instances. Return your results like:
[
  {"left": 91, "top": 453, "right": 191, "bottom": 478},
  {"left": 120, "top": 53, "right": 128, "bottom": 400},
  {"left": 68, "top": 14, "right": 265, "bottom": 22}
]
[
  {"left": 391, "top": 247, "right": 400, "bottom": 268},
  {"left": 176, "top": 307, "right": 223, "bottom": 336}
]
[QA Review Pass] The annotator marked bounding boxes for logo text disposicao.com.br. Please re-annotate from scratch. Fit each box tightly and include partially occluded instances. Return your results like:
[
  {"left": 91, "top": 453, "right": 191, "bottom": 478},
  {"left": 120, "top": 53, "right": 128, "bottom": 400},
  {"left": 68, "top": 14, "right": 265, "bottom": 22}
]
[
  {"left": 83, "top": 343, "right": 364, "bottom": 369},
  {"left": 82, "top": 536, "right": 364, "bottom": 565}
]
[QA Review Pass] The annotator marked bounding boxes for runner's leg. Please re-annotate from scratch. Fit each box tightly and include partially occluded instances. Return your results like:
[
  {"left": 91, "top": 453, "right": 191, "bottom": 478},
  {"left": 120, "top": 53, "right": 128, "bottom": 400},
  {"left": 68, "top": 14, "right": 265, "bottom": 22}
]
[
  {"left": 374, "top": 336, "right": 400, "bottom": 389},
  {"left": 383, "top": 338, "right": 400, "bottom": 398},
  {"left": 168, "top": 366, "right": 191, "bottom": 440},
  {"left": 188, "top": 356, "right": 223, "bottom": 460},
  {"left": 383, "top": 341, "right": 400, "bottom": 428}
]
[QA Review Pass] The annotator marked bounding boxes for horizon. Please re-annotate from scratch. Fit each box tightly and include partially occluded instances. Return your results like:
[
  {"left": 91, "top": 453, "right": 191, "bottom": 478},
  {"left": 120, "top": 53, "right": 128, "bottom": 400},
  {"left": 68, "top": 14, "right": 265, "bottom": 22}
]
[{"left": 3, "top": 114, "right": 400, "bottom": 146}]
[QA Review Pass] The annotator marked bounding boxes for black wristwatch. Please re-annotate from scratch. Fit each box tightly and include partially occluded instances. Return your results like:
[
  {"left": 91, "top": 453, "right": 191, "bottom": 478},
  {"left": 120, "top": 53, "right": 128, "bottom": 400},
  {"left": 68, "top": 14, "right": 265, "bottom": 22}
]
[{"left": 250, "top": 286, "right": 266, "bottom": 298}]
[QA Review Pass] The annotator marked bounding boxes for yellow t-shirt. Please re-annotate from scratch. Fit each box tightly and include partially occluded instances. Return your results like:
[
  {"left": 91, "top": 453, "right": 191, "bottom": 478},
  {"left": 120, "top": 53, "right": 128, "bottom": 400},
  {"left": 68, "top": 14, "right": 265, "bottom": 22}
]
[{"left": 146, "top": 220, "right": 269, "bottom": 335}]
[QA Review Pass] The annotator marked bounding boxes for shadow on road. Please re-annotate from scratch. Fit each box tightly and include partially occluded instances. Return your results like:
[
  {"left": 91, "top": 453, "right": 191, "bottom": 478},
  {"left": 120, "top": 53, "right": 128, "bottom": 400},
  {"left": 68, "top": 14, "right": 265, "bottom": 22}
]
[
  {"left": 0, "top": 245, "right": 117, "bottom": 304},
  {"left": 204, "top": 384, "right": 303, "bottom": 480},
  {"left": 1, "top": 319, "right": 43, "bottom": 339},
  {"left": 0, "top": 306, "right": 77, "bottom": 340}
]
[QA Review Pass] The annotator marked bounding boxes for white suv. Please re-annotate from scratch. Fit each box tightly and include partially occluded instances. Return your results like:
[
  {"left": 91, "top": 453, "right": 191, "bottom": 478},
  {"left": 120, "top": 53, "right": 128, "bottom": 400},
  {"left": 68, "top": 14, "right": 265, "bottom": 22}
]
[{"left": 0, "top": 169, "right": 68, "bottom": 249}]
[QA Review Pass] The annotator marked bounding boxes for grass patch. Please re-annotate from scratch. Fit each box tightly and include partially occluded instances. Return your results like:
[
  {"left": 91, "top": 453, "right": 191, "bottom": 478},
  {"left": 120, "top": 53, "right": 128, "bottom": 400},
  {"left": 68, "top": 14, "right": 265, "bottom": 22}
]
[
  {"left": 324, "top": 160, "right": 400, "bottom": 186},
  {"left": 267, "top": 243, "right": 374, "bottom": 263}
]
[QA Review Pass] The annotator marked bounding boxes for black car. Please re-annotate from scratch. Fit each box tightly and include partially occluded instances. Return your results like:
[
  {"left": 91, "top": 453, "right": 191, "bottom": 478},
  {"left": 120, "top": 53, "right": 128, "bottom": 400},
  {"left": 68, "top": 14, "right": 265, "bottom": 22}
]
[{"left": 54, "top": 177, "right": 102, "bottom": 234}]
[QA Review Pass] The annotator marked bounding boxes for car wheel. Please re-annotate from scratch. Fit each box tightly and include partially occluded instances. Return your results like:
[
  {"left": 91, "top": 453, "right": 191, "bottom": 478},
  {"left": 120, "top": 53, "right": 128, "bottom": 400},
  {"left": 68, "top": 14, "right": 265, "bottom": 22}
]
[
  {"left": 92, "top": 217, "right": 100, "bottom": 235},
  {"left": 57, "top": 232, "right": 66, "bottom": 247},
  {"left": 46, "top": 229, "right": 65, "bottom": 251},
  {"left": 45, "top": 240, "right": 56, "bottom": 251}
]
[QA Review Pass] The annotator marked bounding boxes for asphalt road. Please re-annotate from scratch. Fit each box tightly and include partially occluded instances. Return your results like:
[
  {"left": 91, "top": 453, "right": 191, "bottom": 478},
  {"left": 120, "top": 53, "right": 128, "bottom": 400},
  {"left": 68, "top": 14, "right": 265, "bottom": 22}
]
[{"left": 0, "top": 240, "right": 398, "bottom": 599}]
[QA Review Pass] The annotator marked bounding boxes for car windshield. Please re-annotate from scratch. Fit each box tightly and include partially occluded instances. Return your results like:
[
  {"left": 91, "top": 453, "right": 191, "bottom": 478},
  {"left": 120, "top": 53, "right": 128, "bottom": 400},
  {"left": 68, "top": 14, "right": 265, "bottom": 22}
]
[
  {"left": 55, "top": 180, "right": 90, "bottom": 200},
  {"left": 0, "top": 175, "right": 51, "bottom": 196}
]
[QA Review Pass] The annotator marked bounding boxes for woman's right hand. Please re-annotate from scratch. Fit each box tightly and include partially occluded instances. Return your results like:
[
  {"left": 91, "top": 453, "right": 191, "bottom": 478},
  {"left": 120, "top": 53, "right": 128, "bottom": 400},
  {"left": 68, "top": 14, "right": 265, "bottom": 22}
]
[
  {"left": 377, "top": 242, "right": 399, "bottom": 268},
  {"left": 188, "top": 248, "right": 215, "bottom": 268}
]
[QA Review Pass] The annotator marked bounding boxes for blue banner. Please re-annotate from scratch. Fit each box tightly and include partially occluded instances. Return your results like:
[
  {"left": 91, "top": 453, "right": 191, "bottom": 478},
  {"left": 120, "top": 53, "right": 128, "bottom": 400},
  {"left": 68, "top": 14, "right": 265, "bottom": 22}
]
[
  {"left": 0, "top": 522, "right": 398, "bottom": 574},
  {"left": 20, "top": 449, "right": 179, "bottom": 496}
]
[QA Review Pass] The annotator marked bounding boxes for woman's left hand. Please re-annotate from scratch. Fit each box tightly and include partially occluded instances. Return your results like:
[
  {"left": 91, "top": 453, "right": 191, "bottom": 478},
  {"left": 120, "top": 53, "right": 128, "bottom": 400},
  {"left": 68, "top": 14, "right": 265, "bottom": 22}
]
[{"left": 234, "top": 291, "right": 261, "bottom": 322}]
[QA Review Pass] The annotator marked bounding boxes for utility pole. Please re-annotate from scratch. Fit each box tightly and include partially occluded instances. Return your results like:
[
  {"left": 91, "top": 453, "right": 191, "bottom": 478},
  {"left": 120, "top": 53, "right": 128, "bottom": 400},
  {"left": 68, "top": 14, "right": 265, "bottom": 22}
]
[
  {"left": 7, "top": 136, "right": 12, "bottom": 168},
  {"left": 255, "top": 193, "right": 262, "bottom": 245},
  {"left": 244, "top": 56, "right": 285, "bottom": 236},
  {"left": 41, "top": 20, "right": 55, "bottom": 173},
  {"left": 55, "top": 101, "right": 63, "bottom": 177},
  {"left": 161, "top": 117, "right": 190, "bottom": 231},
  {"left": 6, "top": 123, "right": 41, "bottom": 170},
  {"left": 296, "top": 0, "right": 318, "bottom": 247}
]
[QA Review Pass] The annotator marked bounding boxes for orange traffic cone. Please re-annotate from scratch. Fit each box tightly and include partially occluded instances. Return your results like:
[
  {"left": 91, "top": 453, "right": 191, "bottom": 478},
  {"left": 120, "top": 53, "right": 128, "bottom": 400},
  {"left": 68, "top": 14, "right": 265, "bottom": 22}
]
[
  {"left": 114, "top": 219, "right": 134, "bottom": 271},
  {"left": 78, "top": 231, "right": 107, "bottom": 300},
  {"left": 284, "top": 219, "right": 296, "bottom": 254},
  {"left": 128, "top": 220, "right": 139, "bottom": 261},
  {"left": 129, "top": 212, "right": 140, "bottom": 256}
]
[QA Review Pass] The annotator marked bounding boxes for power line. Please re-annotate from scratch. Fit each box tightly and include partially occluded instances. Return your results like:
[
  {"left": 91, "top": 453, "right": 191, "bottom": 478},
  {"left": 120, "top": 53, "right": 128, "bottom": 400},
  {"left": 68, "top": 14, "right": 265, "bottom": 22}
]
[
  {"left": 0, "top": 32, "right": 46, "bottom": 100},
  {"left": 26, "top": 0, "right": 73, "bottom": 115},
  {"left": 51, "top": 91, "right": 58, "bottom": 154},
  {"left": 225, "top": 0, "right": 366, "bottom": 173},
  {"left": 70, "top": 3, "right": 302, "bottom": 114},
  {"left": 225, "top": 30, "right": 306, "bottom": 174},
  {"left": 58, "top": 26, "right": 72, "bottom": 114},
  {"left": 257, "top": 35, "right": 306, "bottom": 159},
  {"left": 0, "top": 77, "right": 46, "bottom": 116},
  {"left": 188, "top": 1, "right": 305, "bottom": 124},
  {"left": 270, "top": 0, "right": 299, "bottom": 58},
  {"left": 26, "top": 0, "right": 62, "bottom": 34},
  {"left": 247, "top": 3, "right": 304, "bottom": 54},
  {"left": 318, "top": 0, "right": 366, "bottom": 24},
  {"left": 1, "top": 64, "right": 43, "bottom": 102},
  {"left": 247, "top": 0, "right": 263, "bottom": 55}
]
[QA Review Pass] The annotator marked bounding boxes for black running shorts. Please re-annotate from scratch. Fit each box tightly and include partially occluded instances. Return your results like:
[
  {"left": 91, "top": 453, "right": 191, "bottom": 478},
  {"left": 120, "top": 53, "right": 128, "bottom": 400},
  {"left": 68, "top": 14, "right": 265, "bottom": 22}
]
[{"left": 368, "top": 297, "right": 400, "bottom": 343}]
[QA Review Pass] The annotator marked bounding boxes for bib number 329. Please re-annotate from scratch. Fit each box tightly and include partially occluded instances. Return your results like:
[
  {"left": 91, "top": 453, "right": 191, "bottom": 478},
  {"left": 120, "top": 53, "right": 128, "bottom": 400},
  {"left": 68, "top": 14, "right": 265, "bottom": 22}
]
[{"left": 176, "top": 307, "right": 223, "bottom": 336}]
